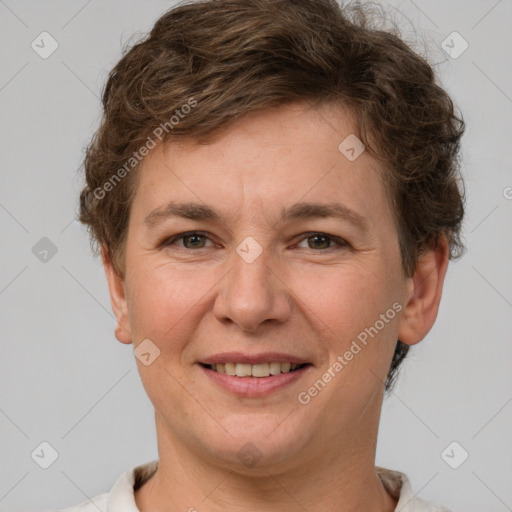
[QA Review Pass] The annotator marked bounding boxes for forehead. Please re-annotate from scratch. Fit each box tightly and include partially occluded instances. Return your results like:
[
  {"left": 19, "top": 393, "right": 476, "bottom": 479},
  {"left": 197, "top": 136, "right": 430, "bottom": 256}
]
[{"left": 130, "top": 102, "right": 394, "bottom": 235}]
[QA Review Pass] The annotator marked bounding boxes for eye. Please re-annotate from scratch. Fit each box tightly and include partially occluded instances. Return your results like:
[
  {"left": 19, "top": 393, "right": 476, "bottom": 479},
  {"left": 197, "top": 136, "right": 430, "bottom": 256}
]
[
  {"left": 295, "top": 232, "right": 349, "bottom": 251},
  {"left": 162, "top": 231, "right": 214, "bottom": 250}
]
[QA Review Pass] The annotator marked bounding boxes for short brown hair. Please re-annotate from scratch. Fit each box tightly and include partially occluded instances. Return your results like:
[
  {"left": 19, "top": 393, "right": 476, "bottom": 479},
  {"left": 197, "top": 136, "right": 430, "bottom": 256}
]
[{"left": 79, "top": 0, "right": 465, "bottom": 392}]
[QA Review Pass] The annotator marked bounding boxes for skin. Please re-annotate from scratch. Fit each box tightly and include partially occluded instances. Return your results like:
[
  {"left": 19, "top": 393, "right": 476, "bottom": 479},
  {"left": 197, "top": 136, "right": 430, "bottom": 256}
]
[{"left": 103, "top": 101, "right": 449, "bottom": 512}]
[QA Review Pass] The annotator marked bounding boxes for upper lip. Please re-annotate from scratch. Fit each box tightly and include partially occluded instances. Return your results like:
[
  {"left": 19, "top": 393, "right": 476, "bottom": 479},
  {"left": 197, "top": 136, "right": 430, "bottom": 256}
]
[{"left": 200, "top": 352, "right": 310, "bottom": 365}]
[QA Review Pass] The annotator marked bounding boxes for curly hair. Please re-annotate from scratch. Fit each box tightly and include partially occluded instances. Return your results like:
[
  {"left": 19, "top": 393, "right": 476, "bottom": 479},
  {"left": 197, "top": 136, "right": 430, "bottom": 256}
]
[{"left": 79, "top": 0, "right": 465, "bottom": 393}]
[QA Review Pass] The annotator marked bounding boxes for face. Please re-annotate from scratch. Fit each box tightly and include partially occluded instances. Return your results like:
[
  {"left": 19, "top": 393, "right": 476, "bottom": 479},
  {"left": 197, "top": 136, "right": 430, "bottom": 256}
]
[{"left": 105, "top": 102, "right": 435, "bottom": 472}]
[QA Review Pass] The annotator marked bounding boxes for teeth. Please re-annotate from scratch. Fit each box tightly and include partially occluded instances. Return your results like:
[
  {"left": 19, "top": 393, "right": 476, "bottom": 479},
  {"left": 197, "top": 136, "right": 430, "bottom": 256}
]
[
  {"left": 225, "top": 363, "right": 236, "bottom": 376},
  {"left": 210, "top": 362, "right": 303, "bottom": 377},
  {"left": 251, "top": 363, "right": 269, "bottom": 377},
  {"left": 235, "top": 363, "right": 252, "bottom": 377},
  {"left": 269, "top": 362, "right": 281, "bottom": 375}
]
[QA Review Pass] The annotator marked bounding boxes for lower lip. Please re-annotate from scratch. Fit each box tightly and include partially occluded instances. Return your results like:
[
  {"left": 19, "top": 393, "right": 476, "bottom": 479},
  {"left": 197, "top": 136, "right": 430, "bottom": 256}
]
[{"left": 199, "top": 364, "right": 311, "bottom": 397}]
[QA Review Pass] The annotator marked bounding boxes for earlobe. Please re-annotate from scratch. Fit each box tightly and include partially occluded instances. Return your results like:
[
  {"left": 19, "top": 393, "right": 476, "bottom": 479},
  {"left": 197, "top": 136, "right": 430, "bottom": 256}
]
[
  {"left": 101, "top": 246, "right": 132, "bottom": 345},
  {"left": 397, "top": 236, "right": 450, "bottom": 346}
]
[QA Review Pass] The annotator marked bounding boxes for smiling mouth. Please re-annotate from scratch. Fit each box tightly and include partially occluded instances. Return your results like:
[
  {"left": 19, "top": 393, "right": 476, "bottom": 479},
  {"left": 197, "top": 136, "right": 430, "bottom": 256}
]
[{"left": 200, "top": 362, "right": 309, "bottom": 377}]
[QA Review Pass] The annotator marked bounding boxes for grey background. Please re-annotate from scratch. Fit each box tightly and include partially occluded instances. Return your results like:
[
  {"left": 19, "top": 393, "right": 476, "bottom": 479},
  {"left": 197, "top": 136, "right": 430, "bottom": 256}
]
[{"left": 1, "top": 1, "right": 511, "bottom": 511}]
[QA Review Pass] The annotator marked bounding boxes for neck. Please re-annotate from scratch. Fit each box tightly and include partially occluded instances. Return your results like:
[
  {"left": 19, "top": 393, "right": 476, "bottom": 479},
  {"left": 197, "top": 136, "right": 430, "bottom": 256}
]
[{"left": 135, "top": 397, "right": 397, "bottom": 512}]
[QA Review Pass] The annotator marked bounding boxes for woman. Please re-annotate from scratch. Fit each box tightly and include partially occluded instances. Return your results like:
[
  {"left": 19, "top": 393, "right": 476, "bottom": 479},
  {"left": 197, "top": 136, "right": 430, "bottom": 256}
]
[{"left": 59, "top": 0, "right": 465, "bottom": 510}]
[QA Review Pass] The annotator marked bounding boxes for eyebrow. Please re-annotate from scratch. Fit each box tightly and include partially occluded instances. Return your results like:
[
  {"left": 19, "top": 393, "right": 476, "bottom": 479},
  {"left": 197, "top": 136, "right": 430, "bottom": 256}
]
[{"left": 143, "top": 201, "right": 368, "bottom": 232}]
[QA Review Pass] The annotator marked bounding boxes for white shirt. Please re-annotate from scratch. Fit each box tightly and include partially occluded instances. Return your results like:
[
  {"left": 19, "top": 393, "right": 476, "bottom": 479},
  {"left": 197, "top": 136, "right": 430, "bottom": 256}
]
[{"left": 51, "top": 460, "right": 452, "bottom": 512}]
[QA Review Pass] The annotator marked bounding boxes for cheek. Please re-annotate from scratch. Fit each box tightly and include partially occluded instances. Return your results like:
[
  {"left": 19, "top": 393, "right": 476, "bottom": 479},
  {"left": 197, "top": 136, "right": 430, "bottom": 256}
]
[
  {"left": 125, "top": 261, "right": 206, "bottom": 348},
  {"left": 294, "top": 262, "right": 398, "bottom": 337},
  {"left": 298, "top": 263, "right": 403, "bottom": 394}
]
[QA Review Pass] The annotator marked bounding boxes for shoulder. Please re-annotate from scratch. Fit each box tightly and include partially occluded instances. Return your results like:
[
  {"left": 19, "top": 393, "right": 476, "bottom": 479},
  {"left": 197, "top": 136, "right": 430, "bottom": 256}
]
[
  {"left": 376, "top": 466, "right": 453, "bottom": 512},
  {"left": 45, "top": 460, "right": 158, "bottom": 512}
]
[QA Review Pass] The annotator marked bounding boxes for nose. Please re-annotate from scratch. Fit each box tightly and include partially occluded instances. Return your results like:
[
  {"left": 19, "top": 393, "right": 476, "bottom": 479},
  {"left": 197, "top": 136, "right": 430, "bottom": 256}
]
[{"left": 212, "top": 243, "right": 292, "bottom": 333}]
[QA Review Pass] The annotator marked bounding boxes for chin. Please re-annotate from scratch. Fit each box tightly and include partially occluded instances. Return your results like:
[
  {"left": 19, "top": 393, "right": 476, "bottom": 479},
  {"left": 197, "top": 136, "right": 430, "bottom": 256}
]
[{"left": 196, "top": 413, "right": 312, "bottom": 471}]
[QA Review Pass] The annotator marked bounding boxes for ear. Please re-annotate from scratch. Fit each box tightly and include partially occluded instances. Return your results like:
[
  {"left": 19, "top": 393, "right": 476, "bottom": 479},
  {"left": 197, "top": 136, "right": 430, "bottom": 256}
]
[
  {"left": 398, "top": 236, "right": 450, "bottom": 346},
  {"left": 101, "top": 246, "right": 132, "bottom": 345}
]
